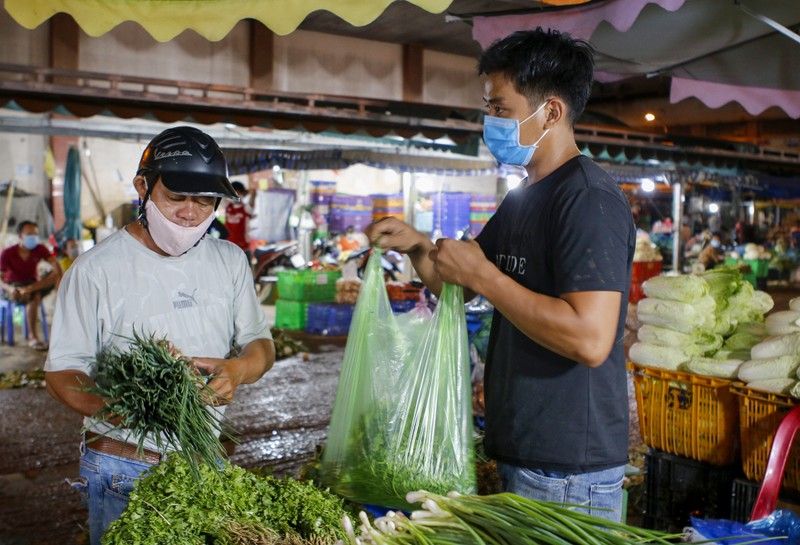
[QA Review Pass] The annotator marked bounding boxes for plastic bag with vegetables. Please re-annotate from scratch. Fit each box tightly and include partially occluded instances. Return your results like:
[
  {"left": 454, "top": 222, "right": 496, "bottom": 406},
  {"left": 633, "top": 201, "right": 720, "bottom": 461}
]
[{"left": 320, "top": 249, "right": 476, "bottom": 509}]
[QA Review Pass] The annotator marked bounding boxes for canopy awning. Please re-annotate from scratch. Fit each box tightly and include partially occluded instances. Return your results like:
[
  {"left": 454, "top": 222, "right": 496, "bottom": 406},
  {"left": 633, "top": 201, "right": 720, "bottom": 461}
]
[
  {"left": 473, "top": 0, "right": 800, "bottom": 119},
  {"left": 0, "top": 63, "right": 484, "bottom": 143},
  {"left": 4, "top": 0, "right": 453, "bottom": 41},
  {"left": 224, "top": 147, "right": 497, "bottom": 175}
]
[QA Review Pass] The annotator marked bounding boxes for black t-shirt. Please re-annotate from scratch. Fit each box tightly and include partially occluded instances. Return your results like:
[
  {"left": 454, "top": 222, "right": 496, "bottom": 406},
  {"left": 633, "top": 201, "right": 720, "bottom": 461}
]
[{"left": 476, "top": 155, "right": 635, "bottom": 473}]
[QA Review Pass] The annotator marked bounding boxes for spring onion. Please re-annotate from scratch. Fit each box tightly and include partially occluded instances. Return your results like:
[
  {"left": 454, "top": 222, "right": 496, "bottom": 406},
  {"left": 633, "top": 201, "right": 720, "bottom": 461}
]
[
  {"left": 338, "top": 490, "right": 685, "bottom": 545},
  {"left": 85, "top": 329, "right": 231, "bottom": 479}
]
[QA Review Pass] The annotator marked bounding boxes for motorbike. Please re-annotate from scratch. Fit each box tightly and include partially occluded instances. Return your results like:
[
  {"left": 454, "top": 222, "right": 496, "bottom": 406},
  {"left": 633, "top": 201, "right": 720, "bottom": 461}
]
[
  {"left": 354, "top": 247, "right": 404, "bottom": 282},
  {"left": 252, "top": 241, "right": 305, "bottom": 303}
]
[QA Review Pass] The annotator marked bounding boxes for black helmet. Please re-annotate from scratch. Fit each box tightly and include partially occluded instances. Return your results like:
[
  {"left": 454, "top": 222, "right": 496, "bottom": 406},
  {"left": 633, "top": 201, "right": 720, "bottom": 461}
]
[{"left": 137, "top": 126, "right": 238, "bottom": 200}]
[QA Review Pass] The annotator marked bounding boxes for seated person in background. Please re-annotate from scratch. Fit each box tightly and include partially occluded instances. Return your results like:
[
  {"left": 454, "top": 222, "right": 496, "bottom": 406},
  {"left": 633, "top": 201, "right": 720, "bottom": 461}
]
[
  {"left": 684, "top": 228, "right": 710, "bottom": 259},
  {"left": 58, "top": 238, "right": 81, "bottom": 274},
  {"left": 0, "top": 221, "right": 62, "bottom": 349},
  {"left": 697, "top": 231, "right": 725, "bottom": 271}
]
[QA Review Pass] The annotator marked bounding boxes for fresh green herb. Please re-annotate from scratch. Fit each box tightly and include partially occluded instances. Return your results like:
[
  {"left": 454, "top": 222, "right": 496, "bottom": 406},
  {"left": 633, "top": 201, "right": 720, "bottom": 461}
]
[
  {"left": 0, "top": 367, "right": 46, "bottom": 389},
  {"left": 326, "top": 406, "right": 476, "bottom": 511},
  {"left": 342, "top": 490, "right": 686, "bottom": 545},
  {"left": 85, "top": 329, "right": 231, "bottom": 479},
  {"left": 103, "top": 454, "right": 347, "bottom": 545}
]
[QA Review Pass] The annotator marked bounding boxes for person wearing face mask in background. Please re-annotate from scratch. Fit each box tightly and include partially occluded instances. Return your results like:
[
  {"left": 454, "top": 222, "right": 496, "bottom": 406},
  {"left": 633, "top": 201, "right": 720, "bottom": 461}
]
[
  {"left": 366, "top": 28, "right": 634, "bottom": 522},
  {"left": 698, "top": 231, "right": 725, "bottom": 271},
  {"left": 44, "top": 126, "right": 276, "bottom": 544},
  {"left": 0, "top": 220, "right": 62, "bottom": 350},
  {"left": 57, "top": 238, "right": 81, "bottom": 274}
]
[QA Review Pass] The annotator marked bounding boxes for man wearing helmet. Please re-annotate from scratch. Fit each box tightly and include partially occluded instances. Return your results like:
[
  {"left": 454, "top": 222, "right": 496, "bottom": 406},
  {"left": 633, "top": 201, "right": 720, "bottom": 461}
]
[{"left": 44, "top": 126, "right": 276, "bottom": 543}]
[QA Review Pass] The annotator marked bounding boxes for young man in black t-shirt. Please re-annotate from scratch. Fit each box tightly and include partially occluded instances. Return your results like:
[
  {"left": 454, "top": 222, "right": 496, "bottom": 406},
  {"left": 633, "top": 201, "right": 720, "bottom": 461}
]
[{"left": 366, "top": 28, "right": 635, "bottom": 522}]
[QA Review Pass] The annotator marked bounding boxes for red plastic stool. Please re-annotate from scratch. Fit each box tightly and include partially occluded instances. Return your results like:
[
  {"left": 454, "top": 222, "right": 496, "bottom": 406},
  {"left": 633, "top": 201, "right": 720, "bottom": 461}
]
[{"left": 750, "top": 403, "right": 800, "bottom": 521}]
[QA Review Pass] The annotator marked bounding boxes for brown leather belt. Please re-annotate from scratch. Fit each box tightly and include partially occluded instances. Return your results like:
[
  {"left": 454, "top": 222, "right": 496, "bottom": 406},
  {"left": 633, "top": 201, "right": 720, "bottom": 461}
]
[{"left": 85, "top": 431, "right": 162, "bottom": 465}]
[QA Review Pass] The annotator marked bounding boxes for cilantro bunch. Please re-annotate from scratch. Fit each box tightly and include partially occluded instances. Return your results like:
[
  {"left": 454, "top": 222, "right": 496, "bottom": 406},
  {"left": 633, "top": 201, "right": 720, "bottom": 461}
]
[{"left": 103, "top": 455, "right": 347, "bottom": 545}]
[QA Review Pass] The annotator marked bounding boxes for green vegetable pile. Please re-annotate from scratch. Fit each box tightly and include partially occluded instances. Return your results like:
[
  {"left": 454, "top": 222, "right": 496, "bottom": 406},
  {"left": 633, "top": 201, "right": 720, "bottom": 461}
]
[
  {"left": 342, "top": 490, "right": 684, "bottom": 545},
  {"left": 0, "top": 367, "right": 45, "bottom": 389},
  {"left": 631, "top": 267, "right": 775, "bottom": 376},
  {"left": 86, "top": 330, "right": 230, "bottom": 479},
  {"left": 271, "top": 328, "right": 309, "bottom": 360},
  {"left": 104, "top": 454, "right": 348, "bottom": 545}
]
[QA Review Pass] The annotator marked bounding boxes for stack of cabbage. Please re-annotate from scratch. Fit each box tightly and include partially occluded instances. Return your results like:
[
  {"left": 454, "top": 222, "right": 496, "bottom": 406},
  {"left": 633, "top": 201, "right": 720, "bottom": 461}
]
[
  {"left": 742, "top": 299, "right": 800, "bottom": 397},
  {"left": 629, "top": 267, "right": 774, "bottom": 379}
]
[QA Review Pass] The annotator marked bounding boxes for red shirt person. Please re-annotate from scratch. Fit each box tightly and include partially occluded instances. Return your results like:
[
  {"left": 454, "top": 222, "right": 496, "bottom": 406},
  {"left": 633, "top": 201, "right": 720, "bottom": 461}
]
[
  {"left": 223, "top": 181, "right": 255, "bottom": 257},
  {"left": 0, "top": 220, "right": 62, "bottom": 349}
]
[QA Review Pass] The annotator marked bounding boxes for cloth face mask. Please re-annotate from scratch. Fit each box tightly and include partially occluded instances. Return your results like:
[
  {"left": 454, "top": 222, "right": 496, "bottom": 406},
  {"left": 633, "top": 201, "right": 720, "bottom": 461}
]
[{"left": 144, "top": 199, "right": 214, "bottom": 256}]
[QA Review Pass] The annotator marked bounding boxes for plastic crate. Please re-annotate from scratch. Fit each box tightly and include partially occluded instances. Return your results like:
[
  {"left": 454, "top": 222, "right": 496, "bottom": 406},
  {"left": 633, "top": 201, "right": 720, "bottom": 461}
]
[
  {"left": 743, "top": 258, "right": 770, "bottom": 278},
  {"left": 628, "top": 362, "right": 739, "bottom": 465},
  {"left": 277, "top": 269, "right": 342, "bottom": 302},
  {"left": 305, "top": 303, "right": 354, "bottom": 336},
  {"left": 729, "top": 478, "right": 800, "bottom": 523},
  {"left": 386, "top": 282, "right": 424, "bottom": 302},
  {"left": 629, "top": 281, "right": 645, "bottom": 303},
  {"left": 275, "top": 299, "right": 309, "bottom": 330},
  {"left": 631, "top": 260, "right": 662, "bottom": 283},
  {"left": 731, "top": 382, "right": 800, "bottom": 491},
  {"left": 390, "top": 300, "right": 417, "bottom": 314},
  {"left": 643, "top": 450, "right": 734, "bottom": 532}
]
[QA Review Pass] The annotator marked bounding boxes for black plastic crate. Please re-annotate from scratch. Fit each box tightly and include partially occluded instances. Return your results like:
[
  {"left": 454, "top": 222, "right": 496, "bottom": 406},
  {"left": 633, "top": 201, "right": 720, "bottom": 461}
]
[
  {"left": 643, "top": 450, "right": 735, "bottom": 532},
  {"left": 730, "top": 477, "right": 800, "bottom": 523}
]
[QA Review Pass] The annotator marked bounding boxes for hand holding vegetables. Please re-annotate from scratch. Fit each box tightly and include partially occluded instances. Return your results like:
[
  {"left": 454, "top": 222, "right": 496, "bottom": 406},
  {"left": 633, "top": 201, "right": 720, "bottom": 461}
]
[
  {"left": 85, "top": 330, "right": 235, "bottom": 478},
  {"left": 193, "top": 337, "right": 275, "bottom": 404}
]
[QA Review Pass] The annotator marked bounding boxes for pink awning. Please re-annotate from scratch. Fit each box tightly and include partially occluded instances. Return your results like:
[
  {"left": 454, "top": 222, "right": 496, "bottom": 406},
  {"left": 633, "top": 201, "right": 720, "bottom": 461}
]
[{"left": 473, "top": 0, "right": 800, "bottom": 119}]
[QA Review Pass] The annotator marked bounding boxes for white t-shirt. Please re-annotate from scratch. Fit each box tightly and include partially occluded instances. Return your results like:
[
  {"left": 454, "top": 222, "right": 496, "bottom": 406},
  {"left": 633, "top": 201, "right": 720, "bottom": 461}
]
[{"left": 45, "top": 227, "right": 272, "bottom": 451}]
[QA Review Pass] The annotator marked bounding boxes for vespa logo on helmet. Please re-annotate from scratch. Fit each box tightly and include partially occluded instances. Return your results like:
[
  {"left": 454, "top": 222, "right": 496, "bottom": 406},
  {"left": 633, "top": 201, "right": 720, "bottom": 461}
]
[{"left": 155, "top": 150, "right": 193, "bottom": 160}]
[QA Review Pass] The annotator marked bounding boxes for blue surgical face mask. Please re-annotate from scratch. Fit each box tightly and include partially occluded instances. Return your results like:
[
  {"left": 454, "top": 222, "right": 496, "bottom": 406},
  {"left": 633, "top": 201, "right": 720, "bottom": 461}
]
[
  {"left": 483, "top": 101, "right": 551, "bottom": 167},
  {"left": 22, "top": 234, "right": 39, "bottom": 250},
  {"left": 710, "top": 239, "right": 721, "bottom": 248}
]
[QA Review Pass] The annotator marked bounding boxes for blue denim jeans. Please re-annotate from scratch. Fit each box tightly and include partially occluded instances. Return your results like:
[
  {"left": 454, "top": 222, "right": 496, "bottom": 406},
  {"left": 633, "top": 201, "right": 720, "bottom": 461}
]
[
  {"left": 70, "top": 439, "right": 155, "bottom": 545},
  {"left": 497, "top": 463, "right": 625, "bottom": 522}
]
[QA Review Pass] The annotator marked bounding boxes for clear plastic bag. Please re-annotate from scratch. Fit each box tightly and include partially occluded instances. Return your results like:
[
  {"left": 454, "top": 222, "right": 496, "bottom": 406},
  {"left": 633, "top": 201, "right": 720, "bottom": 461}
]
[{"left": 320, "top": 249, "right": 476, "bottom": 509}]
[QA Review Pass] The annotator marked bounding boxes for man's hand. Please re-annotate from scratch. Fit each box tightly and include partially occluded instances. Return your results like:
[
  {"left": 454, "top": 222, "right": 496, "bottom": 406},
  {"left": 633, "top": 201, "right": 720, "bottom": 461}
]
[
  {"left": 366, "top": 217, "right": 443, "bottom": 293},
  {"left": 431, "top": 238, "right": 495, "bottom": 293},
  {"left": 192, "top": 357, "right": 242, "bottom": 406},
  {"left": 365, "top": 217, "right": 429, "bottom": 256},
  {"left": 192, "top": 339, "right": 274, "bottom": 406}
]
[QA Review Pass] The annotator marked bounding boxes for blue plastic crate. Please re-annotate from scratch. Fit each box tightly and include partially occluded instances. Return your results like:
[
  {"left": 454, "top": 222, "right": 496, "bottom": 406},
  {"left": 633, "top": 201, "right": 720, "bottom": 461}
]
[
  {"left": 305, "top": 303, "right": 354, "bottom": 336},
  {"left": 390, "top": 300, "right": 417, "bottom": 314}
]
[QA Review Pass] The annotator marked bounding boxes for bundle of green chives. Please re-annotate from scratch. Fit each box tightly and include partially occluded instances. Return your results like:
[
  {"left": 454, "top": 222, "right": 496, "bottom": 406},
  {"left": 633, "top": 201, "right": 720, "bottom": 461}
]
[
  {"left": 340, "top": 490, "right": 687, "bottom": 545},
  {"left": 86, "top": 329, "right": 231, "bottom": 479}
]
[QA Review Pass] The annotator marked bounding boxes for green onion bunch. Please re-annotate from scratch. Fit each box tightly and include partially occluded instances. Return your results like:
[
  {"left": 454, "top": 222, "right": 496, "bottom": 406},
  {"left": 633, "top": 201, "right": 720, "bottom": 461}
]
[
  {"left": 86, "top": 329, "right": 231, "bottom": 479},
  {"left": 339, "top": 490, "right": 686, "bottom": 545}
]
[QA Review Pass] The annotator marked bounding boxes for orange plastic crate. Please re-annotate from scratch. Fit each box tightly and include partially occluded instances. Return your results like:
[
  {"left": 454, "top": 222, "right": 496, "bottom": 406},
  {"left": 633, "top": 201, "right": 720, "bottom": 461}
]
[
  {"left": 731, "top": 382, "right": 800, "bottom": 491},
  {"left": 628, "top": 362, "right": 739, "bottom": 466}
]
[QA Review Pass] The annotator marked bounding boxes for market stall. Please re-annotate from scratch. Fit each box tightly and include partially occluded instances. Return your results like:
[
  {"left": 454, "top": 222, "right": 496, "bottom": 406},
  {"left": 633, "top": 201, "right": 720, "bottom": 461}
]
[{"left": 627, "top": 267, "right": 800, "bottom": 530}]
